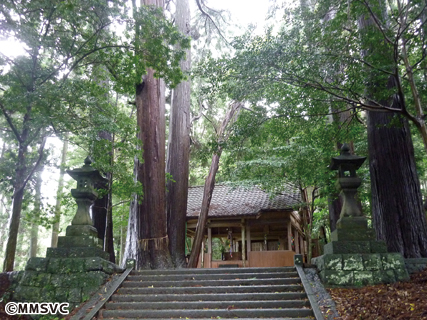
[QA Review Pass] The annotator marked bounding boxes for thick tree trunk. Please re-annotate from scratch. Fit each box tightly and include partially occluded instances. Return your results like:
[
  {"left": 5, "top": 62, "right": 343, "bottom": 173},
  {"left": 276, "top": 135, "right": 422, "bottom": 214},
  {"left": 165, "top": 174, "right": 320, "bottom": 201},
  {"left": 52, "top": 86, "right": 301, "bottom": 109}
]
[
  {"left": 92, "top": 195, "right": 107, "bottom": 242},
  {"left": 166, "top": 0, "right": 191, "bottom": 268},
  {"left": 368, "top": 111, "right": 427, "bottom": 257},
  {"left": 124, "top": 69, "right": 172, "bottom": 269},
  {"left": 51, "top": 137, "right": 68, "bottom": 248},
  {"left": 359, "top": 1, "right": 427, "bottom": 258},
  {"left": 123, "top": 0, "right": 172, "bottom": 269},
  {"left": 91, "top": 130, "right": 115, "bottom": 263}
]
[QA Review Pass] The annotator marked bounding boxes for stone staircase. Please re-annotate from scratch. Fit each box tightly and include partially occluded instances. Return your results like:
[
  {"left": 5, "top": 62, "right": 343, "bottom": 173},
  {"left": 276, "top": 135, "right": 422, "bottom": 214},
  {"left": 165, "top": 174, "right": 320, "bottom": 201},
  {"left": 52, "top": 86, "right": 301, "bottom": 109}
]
[{"left": 99, "top": 267, "right": 315, "bottom": 320}]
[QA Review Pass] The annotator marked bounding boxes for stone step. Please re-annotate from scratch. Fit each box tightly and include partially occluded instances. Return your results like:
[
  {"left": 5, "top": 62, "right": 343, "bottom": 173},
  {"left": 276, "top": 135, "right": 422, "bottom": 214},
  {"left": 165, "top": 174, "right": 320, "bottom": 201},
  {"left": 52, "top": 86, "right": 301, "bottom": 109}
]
[
  {"left": 130, "top": 267, "right": 295, "bottom": 275},
  {"left": 111, "top": 292, "right": 308, "bottom": 302},
  {"left": 105, "top": 300, "right": 310, "bottom": 310},
  {"left": 116, "top": 284, "right": 304, "bottom": 295},
  {"left": 126, "top": 271, "right": 298, "bottom": 281},
  {"left": 101, "top": 318, "right": 315, "bottom": 320},
  {"left": 121, "top": 278, "right": 301, "bottom": 287},
  {"left": 100, "top": 308, "right": 314, "bottom": 319}
]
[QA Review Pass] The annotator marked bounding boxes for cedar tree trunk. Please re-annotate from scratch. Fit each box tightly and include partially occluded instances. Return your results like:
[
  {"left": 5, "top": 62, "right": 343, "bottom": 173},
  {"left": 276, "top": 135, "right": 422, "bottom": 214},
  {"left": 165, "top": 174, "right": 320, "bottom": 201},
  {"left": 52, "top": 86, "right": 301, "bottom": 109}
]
[
  {"left": 124, "top": 69, "right": 172, "bottom": 269},
  {"left": 367, "top": 111, "right": 427, "bottom": 257},
  {"left": 166, "top": 0, "right": 191, "bottom": 268},
  {"left": 359, "top": 2, "right": 427, "bottom": 258}
]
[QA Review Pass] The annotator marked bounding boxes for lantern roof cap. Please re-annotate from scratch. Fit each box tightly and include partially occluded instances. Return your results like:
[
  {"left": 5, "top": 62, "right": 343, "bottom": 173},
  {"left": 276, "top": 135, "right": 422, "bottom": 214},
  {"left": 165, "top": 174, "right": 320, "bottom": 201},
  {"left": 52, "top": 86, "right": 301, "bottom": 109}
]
[
  {"left": 330, "top": 143, "right": 366, "bottom": 170},
  {"left": 67, "top": 156, "right": 108, "bottom": 183}
]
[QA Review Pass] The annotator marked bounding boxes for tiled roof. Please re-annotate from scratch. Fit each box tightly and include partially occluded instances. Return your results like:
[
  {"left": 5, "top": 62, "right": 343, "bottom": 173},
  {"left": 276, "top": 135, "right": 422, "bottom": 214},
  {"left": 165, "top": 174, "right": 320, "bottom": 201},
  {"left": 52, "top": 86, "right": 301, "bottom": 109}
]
[{"left": 187, "top": 184, "right": 301, "bottom": 218}]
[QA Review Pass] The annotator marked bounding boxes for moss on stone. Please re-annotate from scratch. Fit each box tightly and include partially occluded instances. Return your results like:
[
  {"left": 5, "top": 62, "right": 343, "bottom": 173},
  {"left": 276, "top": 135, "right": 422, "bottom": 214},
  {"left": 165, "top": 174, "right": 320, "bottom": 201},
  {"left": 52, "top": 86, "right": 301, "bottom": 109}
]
[
  {"left": 353, "top": 271, "right": 374, "bottom": 286},
  {"left": 25, "top": 257, "right": 48, "bottom": 272},
  {"left": 362, "top": 253, "right": 382, "bottom": 271},
  {"left": 342, "top": 254, "right": 364, "bottom": 271},
  {"left": 325, "top": 270, "right": 354, "bottom": 286},
  {"left": 324, "top": 255, "right": 343, "bottom": 270}
]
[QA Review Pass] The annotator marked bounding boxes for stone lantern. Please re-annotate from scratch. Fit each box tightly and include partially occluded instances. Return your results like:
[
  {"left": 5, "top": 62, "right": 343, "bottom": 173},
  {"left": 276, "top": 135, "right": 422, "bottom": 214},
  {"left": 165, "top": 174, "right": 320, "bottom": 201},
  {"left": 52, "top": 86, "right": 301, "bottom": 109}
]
[
  {"left": 310, "top": 143, "right": 409, "bottom": 287},
  {"left": 56, "top": 156, "right": 107, "bottom": 248},
  {"left": 67, "top": 156, "right": 107, "bottom": 226},
  {"left": 330, "top": 143, "right": 366, "bottom": 220}
]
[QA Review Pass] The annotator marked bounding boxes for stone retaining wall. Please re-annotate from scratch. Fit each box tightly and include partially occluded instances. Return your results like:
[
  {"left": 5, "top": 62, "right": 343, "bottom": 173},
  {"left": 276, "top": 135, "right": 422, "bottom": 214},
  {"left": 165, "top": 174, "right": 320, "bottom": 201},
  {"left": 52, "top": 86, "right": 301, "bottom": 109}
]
[
  {"left": 312, "top": 252, "right": 409, "bottom": 287},
  {"left": 13, "top": 257, "right": 121, "bottom": 307}
]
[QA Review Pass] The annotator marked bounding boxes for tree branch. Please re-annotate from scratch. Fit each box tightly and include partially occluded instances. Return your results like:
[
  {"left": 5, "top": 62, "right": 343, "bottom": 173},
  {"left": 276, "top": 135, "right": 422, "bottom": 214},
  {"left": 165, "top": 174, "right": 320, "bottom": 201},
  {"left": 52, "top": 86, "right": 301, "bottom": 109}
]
[
  {"left": 195, "top": 0, "right": 229, "bottom": 45},
  {"left": 15, "top": 135, "right": 47, "bottom": 195},
  {"left": 0, "top": 102, "right": 22, "bottom": 143}
]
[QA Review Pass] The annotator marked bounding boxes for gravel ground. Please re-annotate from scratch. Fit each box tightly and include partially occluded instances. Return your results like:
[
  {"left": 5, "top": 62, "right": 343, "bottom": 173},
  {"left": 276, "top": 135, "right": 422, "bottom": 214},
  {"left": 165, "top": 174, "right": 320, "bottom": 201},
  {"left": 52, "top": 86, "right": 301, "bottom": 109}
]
[{"left": 304, "top": 268, "right": 341, "bottom": 320}]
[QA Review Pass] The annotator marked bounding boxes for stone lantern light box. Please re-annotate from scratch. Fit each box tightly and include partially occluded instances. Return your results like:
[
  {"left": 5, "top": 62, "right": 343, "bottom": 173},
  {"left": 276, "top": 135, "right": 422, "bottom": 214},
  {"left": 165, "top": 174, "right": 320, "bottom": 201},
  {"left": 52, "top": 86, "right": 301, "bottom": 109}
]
[
  {"left": 67, "top": 156, "right": 108, "bottom": 226},
  {"left": 330, "top": 143, "right": 366, "bottom": 178},
  {"left": 330, "top": 143, "right": 366, "bottom": 220},
  {"left": 56, "top": 156, "right": 108, "bottom": 248}
]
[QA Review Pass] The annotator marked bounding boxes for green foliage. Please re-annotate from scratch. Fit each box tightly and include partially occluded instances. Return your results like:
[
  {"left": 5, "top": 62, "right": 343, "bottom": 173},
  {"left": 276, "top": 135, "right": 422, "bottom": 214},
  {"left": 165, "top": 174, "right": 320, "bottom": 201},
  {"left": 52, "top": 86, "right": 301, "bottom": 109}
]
[{"left": 193, "top": 0, "right": 427, "bottom": 143}]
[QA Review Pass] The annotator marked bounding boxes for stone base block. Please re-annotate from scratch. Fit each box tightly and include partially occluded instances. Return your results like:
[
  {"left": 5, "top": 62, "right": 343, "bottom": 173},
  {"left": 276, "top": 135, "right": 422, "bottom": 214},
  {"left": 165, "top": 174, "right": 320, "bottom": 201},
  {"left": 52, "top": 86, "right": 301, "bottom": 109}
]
[
  {"left": 66, "top": 225, "right": 98, "bottom": 238},
  {"left": 324, "top": 240, "right": 387, "bottom": 254},
  {"left": 312, "top": 252, "right": 409, "bottom": 287},
  {"left": 57, "top": 235, "right": 102, "bottom": 248},
  {"left": 331, "top": 228, "right": 376, "bottom": 241},
  {"left": 336, "top": 217, "right": 368, "bottom": 229},
  {"left": 46, "top": 247, "right": 109, "bottom": 260}
]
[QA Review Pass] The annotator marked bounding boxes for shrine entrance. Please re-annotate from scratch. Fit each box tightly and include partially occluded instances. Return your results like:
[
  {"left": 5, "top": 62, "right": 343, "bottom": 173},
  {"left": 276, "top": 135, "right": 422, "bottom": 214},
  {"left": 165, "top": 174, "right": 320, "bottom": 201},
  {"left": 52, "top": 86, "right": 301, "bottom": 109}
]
[{"left": 187, "top": 210, "right": 306, "bottom": 268}]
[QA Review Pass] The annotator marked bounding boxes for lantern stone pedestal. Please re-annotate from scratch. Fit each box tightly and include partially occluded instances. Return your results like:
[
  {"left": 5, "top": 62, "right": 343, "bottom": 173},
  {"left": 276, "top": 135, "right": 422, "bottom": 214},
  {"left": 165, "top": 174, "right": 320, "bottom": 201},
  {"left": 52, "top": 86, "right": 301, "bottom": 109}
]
[
  {"left": 312, "top": 145, "right": 409, "bottom": 287},
  {"left": 13, "top": 158, "right": 123, "bottom": 310}
]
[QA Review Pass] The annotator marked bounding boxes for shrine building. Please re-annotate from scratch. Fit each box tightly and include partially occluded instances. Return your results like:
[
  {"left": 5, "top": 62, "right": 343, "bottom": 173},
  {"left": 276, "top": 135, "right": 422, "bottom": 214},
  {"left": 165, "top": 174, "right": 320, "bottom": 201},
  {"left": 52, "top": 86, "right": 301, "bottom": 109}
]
[{"left": 186, "top": 184, "right": 306, "bottom": 268}]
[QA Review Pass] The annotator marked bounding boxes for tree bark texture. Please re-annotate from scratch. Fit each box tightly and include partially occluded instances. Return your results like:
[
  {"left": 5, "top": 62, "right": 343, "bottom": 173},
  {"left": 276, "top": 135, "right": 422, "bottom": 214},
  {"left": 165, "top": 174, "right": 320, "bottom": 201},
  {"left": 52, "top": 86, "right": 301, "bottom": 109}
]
[
  {"left": 51, "top": 137, "right": 68, "bottom": 248},
  {"left": 187, "top": 152, "right": 221, "bottom": 268},
  {"left": 124, "top": 68, "right": 172, "bottom": 269},
  {"left": 367, "top": 111, "right": 427, "bottom": 257},
  {"left": 359, "top": 2, "right": 427, "bottom": 258},
  {"left": 166, "top": 0, "right": 191, "bottom": 268},
  {"left": 92, "top": 130, "right": 115, "bottom": 263}
]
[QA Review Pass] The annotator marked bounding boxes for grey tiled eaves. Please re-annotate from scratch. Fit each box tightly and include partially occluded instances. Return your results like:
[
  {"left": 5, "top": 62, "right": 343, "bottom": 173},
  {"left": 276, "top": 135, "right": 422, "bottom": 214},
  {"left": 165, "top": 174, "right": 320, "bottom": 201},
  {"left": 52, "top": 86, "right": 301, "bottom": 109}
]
[{"left": 187, "top": 184, "right": 301, "bottom": 218}]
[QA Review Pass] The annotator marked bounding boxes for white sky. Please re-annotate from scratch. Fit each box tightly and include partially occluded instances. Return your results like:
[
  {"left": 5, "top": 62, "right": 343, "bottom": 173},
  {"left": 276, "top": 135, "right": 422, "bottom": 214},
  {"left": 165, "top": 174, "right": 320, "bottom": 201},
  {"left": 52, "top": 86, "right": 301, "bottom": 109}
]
[
  {"left": 210, "top": 0, "right": 271, "bottom": 30},
  {"left": 0, "top": 1, "right": 272, "bottom": 57}
]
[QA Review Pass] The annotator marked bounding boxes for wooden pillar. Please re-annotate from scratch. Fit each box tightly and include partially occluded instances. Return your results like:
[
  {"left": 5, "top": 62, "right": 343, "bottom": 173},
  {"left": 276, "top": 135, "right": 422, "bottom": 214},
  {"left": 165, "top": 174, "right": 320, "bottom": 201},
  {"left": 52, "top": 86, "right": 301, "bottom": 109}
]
[
  {"left": 295, "top": 229, "right": 300, "bottom": 254},
  {"left": 287, "top": 220, "right": 292, "bottom": 251},
  {"left": 208, "top": 227, "right": 212, "bottom": 268},
  {"left": 279, "top": 237, "right": 286, "bottom": 250},
  {"left": 246, "top": 225, "right": 251, "bottom": 266},
  {"left": 201, "top": 239, "right": 205, "bottom": 268},
  {"left": 299, "top": 234, "right": 304, "bottom": 255},
  {"left": 241, "top": 219, "right": 246, "bottom": 267}
]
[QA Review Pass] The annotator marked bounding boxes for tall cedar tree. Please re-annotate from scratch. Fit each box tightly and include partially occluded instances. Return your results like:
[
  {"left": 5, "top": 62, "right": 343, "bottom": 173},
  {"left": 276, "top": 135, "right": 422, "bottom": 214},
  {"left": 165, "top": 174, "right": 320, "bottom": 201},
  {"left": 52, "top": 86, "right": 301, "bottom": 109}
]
[
  {"left": 359, "top": 1, "right": 427, "bottom": 258},
  {"left": 123, "top": 0, "right": 173, "bottom": 269},
  {"left": 166, "top": 0, "right": 191, "bottom": 268}
]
